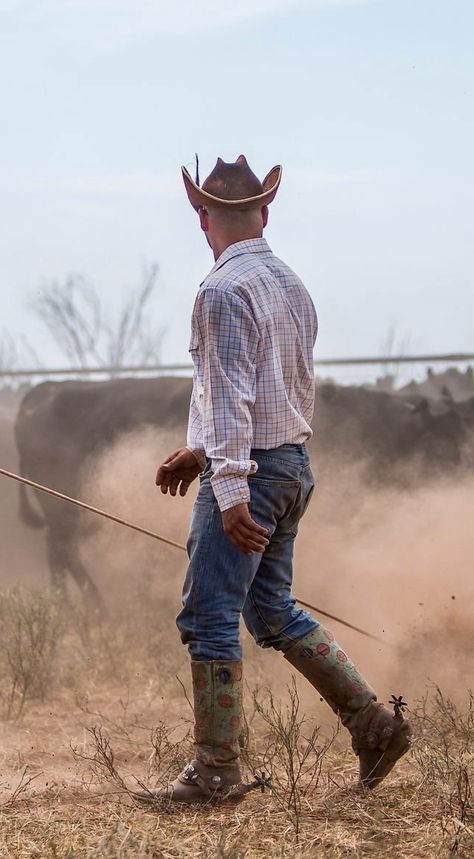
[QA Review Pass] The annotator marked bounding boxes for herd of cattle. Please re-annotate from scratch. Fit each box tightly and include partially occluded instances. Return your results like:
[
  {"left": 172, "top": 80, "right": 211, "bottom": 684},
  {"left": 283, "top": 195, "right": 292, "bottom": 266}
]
[{"left": 4, "top": 366, "right": 474, "bottom": 605}]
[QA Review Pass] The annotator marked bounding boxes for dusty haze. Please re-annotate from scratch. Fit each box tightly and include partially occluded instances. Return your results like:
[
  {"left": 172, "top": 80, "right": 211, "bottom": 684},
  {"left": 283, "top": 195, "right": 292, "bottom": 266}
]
[
  {"left": 1, "top": 390, "right": 472, "bottom": 709},
  {"left": 71, "top": 425, "right": 474, "bottom": 708}
]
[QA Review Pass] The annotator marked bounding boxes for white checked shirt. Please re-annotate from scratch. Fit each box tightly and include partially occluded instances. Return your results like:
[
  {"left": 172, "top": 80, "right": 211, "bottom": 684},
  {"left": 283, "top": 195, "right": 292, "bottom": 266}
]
[{"left": 186, "top": 238, "right": 318, "bottom": 511}]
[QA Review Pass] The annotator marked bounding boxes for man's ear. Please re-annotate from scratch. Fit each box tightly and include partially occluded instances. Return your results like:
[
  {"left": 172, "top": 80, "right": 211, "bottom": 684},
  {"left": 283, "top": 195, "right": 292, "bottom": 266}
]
[
  {"left": 261, "top": 205, "right": 269, "bottom": 229},
  {"left": 198, "top": 207, "right": 209, "bottom": 232}
]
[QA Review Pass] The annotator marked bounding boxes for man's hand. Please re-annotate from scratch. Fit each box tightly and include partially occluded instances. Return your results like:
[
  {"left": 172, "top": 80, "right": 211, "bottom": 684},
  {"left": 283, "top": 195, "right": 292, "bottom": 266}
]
[
  {"left": 221, "top": 503, "right": 270, "bottom": 557},
  {"left": 156, "top": 447, "right": 201, "bottom": 497}
]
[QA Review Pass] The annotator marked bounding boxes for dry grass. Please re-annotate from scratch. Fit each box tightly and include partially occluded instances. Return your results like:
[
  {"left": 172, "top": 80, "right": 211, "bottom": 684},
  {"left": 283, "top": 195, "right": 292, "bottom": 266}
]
[
  {"left": 0, "top": 588, "right": 64, "bottom": 719},
  {"left": 0, "top": 585, "right": 472, "bottom": 858}
]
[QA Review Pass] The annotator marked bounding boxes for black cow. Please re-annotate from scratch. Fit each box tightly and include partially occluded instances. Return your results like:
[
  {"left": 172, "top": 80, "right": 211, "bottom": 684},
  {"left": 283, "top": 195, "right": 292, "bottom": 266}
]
[
  {"left": 14, "top": 376, "right": 474, "bottom": 608},
  {"left": 315, "top": 382, "right": 474, "bottom": 478},
  {"left": 15, "top": 377, "right": 192, "bottom": 610}
]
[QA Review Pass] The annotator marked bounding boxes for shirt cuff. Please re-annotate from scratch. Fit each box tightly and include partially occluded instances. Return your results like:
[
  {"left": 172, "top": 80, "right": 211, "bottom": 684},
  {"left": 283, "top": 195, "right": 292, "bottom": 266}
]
[
  {"left": 210, "top": 473, "right": 251, "bottom": 512},
  {"left": 185, "top": 445, "right": 207, "bottom": 472}
]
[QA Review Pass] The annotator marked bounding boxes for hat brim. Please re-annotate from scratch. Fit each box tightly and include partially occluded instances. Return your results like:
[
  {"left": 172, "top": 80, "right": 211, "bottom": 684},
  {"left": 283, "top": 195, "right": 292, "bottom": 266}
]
[{"left": 181, "top": 164, "right": 282, "bottom": 211}]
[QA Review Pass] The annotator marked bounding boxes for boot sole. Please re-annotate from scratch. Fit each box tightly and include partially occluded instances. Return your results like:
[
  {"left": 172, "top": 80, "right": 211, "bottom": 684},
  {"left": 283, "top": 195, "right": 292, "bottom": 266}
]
[
  {"left": 133, "top": 787, "right": 213, "bottom": 804},
  {"left": 360, "top": 719, "right": 412, "bottom": 790},
  {"left": 132, "top": 784, "right": 244, "bottom": 805}
]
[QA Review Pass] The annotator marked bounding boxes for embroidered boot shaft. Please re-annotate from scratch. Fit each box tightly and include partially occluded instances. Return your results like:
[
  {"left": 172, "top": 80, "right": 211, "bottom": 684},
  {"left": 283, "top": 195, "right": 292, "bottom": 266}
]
[
  {"left": 192, "top": 660, "right": 242, "bottom": 768},
  {"left": 285, "top": 627, "right": 412, "bottom": 789},
  {"left": 285, "top": 625, "right": 376, "bottom": 716},
  {"left": 133, "top": 660, "right": 243, "bottom": 803}
]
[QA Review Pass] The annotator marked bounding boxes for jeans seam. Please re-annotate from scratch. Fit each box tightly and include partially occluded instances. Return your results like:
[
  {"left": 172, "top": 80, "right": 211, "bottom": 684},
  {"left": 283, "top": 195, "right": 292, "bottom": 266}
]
[
  {"left": 248, "top": 584, "right": 275, "bottom": 639},
  {"left": 188, "top": 501, "right": 217, "bottom": 622},
  {"left": 286, "top": 479, "right": 304, "bottom": 535}
]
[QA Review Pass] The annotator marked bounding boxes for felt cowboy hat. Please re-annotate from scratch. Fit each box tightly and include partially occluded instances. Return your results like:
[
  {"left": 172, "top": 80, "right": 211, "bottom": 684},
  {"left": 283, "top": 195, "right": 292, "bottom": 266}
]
[{"left": 181, "top": 154, "right": 282, "bottom": 211}]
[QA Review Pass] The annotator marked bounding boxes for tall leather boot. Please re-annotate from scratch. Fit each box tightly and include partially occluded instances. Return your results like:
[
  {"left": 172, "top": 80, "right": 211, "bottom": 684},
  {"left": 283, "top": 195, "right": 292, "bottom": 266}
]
[
  {"left": 285, "top": 626, "right": 412, "bottom": 789},
  {"left": 134, "top": 660, "right": 243, "bottom": 803}
]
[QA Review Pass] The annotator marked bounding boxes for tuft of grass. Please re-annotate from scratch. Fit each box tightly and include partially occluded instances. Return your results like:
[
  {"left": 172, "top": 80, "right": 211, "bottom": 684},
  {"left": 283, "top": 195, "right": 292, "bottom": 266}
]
[
  {"left": 410, "top": 686, "right": 473, "bottom": 855},
  {"left": 0, "top": 587, "right": 64, "bottom": 719},
  {"left": 249, "top": 679, "right": 336, "bottom": 842},
  {"left": 68, "top": 573, "right": 182, "bottom": 686}
]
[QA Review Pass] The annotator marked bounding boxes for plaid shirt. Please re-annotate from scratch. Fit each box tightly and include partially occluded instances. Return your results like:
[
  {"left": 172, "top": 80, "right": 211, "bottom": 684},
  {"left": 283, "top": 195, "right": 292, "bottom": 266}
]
[{"left": 186, "top": 238, "right": 318, "bottom": 511}]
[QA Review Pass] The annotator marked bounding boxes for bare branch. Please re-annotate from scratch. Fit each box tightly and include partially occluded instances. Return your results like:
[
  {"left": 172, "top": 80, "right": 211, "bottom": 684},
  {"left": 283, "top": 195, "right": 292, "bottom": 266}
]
[
  {"left": 0, "top": 330, "right": 19, "bottom": 372},
  {"left": 30, "top": 264, "right": 165, "bottom": 376},
  {"left": 1, "top": 766, "right": 41, "bottom": 809}
]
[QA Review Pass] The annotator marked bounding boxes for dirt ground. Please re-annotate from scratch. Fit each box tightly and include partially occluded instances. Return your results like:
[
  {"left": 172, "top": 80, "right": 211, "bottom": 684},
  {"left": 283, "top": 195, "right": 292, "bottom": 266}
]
[{"left": 0, "top": 597, "right": 472, "bottom": 859}]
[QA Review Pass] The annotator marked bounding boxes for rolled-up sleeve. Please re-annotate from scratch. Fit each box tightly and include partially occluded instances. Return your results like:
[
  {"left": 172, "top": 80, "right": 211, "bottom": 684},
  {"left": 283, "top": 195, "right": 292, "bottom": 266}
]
[{"left": 193, "top": 286, "right": 259, "bottom": 511}]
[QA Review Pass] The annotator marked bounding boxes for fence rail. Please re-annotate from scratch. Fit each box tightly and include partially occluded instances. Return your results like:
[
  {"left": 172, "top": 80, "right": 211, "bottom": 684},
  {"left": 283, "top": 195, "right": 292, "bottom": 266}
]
[{"left": 0, "top": 352, "right": 473, "bottom": 379}]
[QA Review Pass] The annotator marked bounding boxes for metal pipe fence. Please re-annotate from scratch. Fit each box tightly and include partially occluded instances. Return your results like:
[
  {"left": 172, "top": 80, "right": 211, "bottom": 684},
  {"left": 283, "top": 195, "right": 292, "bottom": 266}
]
[{"left": 0, "top": 352, "right": 473, "bottom": 380}]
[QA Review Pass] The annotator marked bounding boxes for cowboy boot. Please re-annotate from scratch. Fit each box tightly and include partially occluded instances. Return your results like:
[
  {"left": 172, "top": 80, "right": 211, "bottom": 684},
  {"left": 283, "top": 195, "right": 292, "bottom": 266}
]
[
  {"left": 284, "top": 626, "right": 412, "bottom": 789},
  {"left": 134, "top": 660, "right": 243, "bottom": 803}
]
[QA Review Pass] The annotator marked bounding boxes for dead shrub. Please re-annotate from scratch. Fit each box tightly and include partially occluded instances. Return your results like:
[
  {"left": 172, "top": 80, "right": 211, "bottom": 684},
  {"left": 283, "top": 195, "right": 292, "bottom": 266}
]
[
  {"left": 68, "top": 573, "right": 180, "bottom": 685},
  {"left": 0, "top": 587, "right": 64, "bottom": 719},
  {"left": 72, "top": 719, "right": 193, "bottom": 801},
  {"left": 148, "top": 720, "right": 193, "bottom": 785},
  {"left": 249, "top": 680, "right": 336, "bottom": 842},
  {"left": 410, "top": 686, "right": 474, "bottom": 854}
]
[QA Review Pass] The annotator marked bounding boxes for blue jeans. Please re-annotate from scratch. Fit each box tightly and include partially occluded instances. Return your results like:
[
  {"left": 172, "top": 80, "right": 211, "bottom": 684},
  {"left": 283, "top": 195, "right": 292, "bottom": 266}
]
[{"left": 176, "top": 444, "right": 319, "bottom": 661}]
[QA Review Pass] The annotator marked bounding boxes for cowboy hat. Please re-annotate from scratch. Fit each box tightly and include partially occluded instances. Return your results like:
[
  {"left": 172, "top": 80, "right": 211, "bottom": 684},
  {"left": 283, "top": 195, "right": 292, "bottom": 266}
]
[{"left": 181, "top": 154, "right": 282, "bottom": 211}]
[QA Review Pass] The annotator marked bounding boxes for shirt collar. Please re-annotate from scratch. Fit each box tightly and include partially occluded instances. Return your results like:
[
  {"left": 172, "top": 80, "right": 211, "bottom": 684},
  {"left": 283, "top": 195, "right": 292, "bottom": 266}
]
[{"left": 207, "top": 237, "right": 272, "bottom": 278}]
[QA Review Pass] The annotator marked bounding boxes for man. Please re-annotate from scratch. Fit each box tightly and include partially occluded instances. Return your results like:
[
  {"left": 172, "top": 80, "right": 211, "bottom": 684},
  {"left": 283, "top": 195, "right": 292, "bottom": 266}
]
[{"left": 136, "top": 155, "right": 411, "bottom": 803}]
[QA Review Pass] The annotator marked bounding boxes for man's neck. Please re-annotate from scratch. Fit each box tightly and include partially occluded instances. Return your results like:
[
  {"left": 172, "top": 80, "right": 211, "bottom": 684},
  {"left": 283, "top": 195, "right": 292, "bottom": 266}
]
[{"left": 212, "top": 232, "right": 263, "bottom": 261}]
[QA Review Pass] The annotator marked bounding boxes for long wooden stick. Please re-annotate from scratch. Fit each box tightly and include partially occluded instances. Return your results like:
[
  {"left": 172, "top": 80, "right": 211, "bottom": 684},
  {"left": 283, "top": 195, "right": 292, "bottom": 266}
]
[
  {"left": 0, "top": 467, "right": 185, "bottom": 551},
  {"left": 0, "top": 466, "right": 386, "bottom": 643}
]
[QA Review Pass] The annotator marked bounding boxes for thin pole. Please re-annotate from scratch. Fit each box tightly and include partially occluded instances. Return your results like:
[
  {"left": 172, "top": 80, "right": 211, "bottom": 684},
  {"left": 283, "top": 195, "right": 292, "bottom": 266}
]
[
  {"left": 295, "top": 598, "right": 385, "bottom": 643},
  {"left": 0, "top": 466, "right": 385, "bottom": 643},
  {"left": 0, "top": 351, "right": 473, "bottom": 378},
  {"left": 0, "top": 467, "right": 185, "bottom": 552}
]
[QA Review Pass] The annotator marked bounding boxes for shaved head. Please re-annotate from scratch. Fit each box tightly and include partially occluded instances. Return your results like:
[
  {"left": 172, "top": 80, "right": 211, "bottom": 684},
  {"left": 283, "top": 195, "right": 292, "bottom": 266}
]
[
  {"left": 198, "top": 204, "right": 269, "bottom": 260},
  {"left": 206, "top": 204, "right": 264, "bottom": 230}
]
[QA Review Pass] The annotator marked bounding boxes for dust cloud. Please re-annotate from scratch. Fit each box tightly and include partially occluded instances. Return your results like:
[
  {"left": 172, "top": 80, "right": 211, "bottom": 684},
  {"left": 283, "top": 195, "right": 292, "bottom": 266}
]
[
  {"left": 79, "top": 426, "right": 194, "bottom": 605},
  {"left": 78, "top": 426, "right": 474, "bottom": 707},
  {"left": 1, "top": 385, "right": 472, "bottom": 712},
  {"left": 295, "top": 469, "right": 474, "bottom": 704}
]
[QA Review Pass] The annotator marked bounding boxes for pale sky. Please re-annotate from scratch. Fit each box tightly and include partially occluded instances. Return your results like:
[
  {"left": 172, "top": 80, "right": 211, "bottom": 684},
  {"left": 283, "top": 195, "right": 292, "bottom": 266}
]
[{"left": 0, "top": 0, "right": 473, "bottom": 371}]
